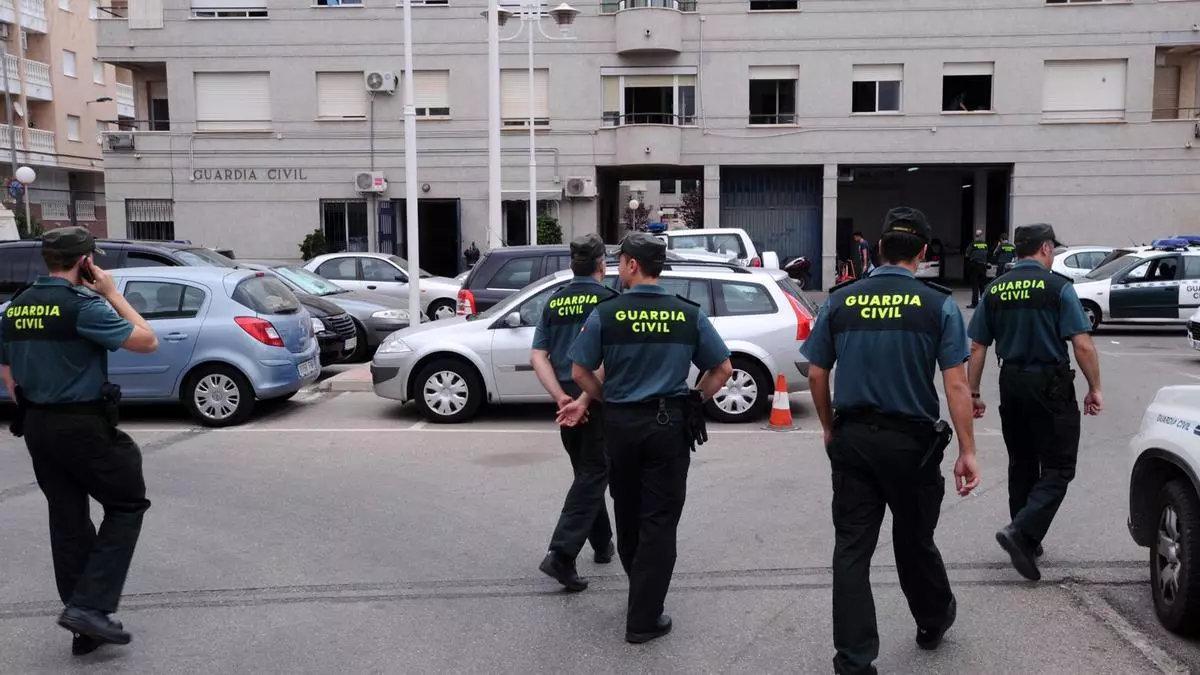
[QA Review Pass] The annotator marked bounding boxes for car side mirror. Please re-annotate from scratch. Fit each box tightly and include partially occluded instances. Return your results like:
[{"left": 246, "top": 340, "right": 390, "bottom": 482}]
[
  {"left": 395, "top": 274, "right": 407, "bottom": 282},
  {"left": 504, "top": 312, "right": 521, "bottom": 328}
]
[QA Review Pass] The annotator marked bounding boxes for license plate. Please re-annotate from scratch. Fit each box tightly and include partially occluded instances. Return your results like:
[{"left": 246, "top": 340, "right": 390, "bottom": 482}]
[
  {"left": 345, "top": 337, "right": 358, "bottom": 351},
  {"left": 298, "top": 358, "right": 320, "bottom": 379}
]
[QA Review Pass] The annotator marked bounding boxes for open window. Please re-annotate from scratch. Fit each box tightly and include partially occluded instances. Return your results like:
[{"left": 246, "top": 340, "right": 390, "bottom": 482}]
[{"left": 942, "top": 62, "right": 993, "bottom": 112}]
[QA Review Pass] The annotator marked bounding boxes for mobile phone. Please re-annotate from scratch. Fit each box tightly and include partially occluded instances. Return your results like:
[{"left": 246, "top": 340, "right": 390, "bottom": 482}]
[{"left": 79, "top": 259, "right": 96, "bottom": 284}]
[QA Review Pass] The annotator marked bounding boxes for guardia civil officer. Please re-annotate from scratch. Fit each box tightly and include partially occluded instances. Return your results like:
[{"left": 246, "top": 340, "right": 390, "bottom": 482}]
[
  {"left": 0, "top": 227, "right": 158, "bottom": 655},
  {"left": 531, "top": 233, "right": 618, "bottom": 591},
  {"left": 569, "top": 233, "right": 732, "bottom": 644},
  {"left": 966, "top": 229, "right": 990, "bottom": 308},
  {"left": 802, "top": 207, "right": 981, "bottom": 675},
  {"left": 992, "top": 234, "right": 1016, "bottom": 272},
  {"left": 967, "top": 223, "right": 1103, "bottom": 582}
]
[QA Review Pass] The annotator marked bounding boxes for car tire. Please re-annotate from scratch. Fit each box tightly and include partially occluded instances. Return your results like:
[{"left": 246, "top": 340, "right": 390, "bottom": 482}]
[
  {"left": 705, "top": 356, "right": 772, "bottom": 424},
  {"left": 184, "top": 365, "right": 256, "bottom": 427},
  {"left": 412, "top": 358, "right": 484, "bottom": 423},
  {"left": 1081, "top": 301, "right": 1102, "bottom": 331},
  {"left": 427, "top": 299, "right": 457, "bottom": 322},
  {"left": 1152, "top": 479, "right": 1200, "bottom": 636},
  {"left": 347, "top": 320, "right": 370, "bottom": 363}
]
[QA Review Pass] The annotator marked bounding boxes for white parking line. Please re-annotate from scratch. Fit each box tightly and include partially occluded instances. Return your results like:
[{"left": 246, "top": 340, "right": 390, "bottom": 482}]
[{"left": 123, "top": 426, "right": 1004, "bottom": 436}]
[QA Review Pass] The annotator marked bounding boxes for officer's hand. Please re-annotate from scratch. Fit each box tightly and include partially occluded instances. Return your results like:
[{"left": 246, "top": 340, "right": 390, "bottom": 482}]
[
  {"left": 556, "top": 393, "right": 574, "bottom": 410},
  {"left": 81, "top": 261, "right": 117, "bottom": 298},
  {"left": 1084, "top": 389, "right": 1103, "bottom": 416},
  {"left": 972, "top": 397, "right": 987, "bottom": 419},
  {"left": 823, "top": 428, "right": 833, "bottom": 448},
  {"left": 954, "top": 453, "right": 980, "bottom": 496},
  {"left": 556, "top": 398, "right": 588, "bottom": 428}
]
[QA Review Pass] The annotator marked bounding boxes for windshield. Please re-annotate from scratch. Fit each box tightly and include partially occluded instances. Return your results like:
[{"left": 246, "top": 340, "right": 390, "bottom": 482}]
[
  {"left": 1085, "top": 255, "right": 1138, "bottom": 281},
  {"left": 274, "top": 266, "right": 345, "bottom": 296},
  {"left": 388, "top": 256, "right": 433, "bottom": 279},
  {"left": 175, "top": 248, "right": 237, "bottom": 267},
  {"left": 467, "top": 277, "right": 563, "bottom": 321}
]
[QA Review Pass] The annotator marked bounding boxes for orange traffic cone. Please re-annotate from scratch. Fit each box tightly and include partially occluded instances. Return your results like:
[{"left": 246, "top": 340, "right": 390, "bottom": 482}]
[{"left": 764, "top": 374, "right": 796, "bottom": 431}]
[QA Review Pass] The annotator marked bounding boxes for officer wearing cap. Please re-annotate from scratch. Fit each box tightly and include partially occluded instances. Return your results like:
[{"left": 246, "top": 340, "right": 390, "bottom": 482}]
[
  {"left": 570, "top": 232, "right": 732, "bottom": 644},
  {"left": 531, "top": 233, "right": 618, "bottom": 591},
  {"left": 966, "top": 229, "right": 990, "bottom": 308},
  {"left": 992, "top": 234, "right": 1016, "bottom": 273},
  {"left": 0, "top": 227, "right": 157, "bottom": 655},
  {"left": 802, "top": 207, "right": 981, "bottom": 675},
  {"left": 967, "top": 223, "right": 1103, "bottom": 582}
]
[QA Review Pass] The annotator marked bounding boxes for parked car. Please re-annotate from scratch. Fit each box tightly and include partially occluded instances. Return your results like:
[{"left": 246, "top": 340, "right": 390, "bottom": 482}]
[
  {"left": 0, "top": 267, "right": 320, "bottom": 426},
  {"left": 1128, "top": 385, "right": 1200, "bottom": 635},
  {"left": 1188, "top": 307, "right": 1200, "bottom": 351},
  {"left": 244, "top": 263, "right": 413, "bottom": 361},
  {"left": 1052, "top": 246, "right": 1115, "bottom": 281},
  {"left": 657, "top": 227, "right": 780, "bottom": 268},
  {"left": 0, "top": 239, "right": 237, "bottom": 301},
  {"left": 302, "top": 252, "right": 460, "bottom": 322},
  {"left": 915, "top": 238, "right": 945, "bottom": 279},
  {"left": 1072, "top": 242, "right": 1200, "bottom": 330},
  {"left": 374, "top": 264, "right": 818, "bottom": 424}
]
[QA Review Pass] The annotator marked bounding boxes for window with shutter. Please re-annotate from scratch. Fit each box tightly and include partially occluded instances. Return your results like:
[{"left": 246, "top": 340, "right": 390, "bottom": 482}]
[
  {"left": 195, "top": 72, "right": 272, "bottom": 131},
  {"left": 1153, "top": 65, "right": 1182, "bottom": 120},
  {"left": 67, "top": 115, "right": 81, "bottom": 141},
  {"left": 851, "top": 64, "right": 902, "bottom": 114},
  {"left": 1042, "top": 59, "right": 1126, "bottom": 121},
  {"left": 63, "top": 50, "right": 77, "bottom": 78},
  {"left": 501, "top": 69, "right": 549, "bottom": 127},
  {"left": 191, "top": 0, "right": 267, "bottom": 17},
  {"left": 316, "top": 71, "right": 367, "bottom": 119},
  {"left": 412, "top": 70, "right": 450, "bottom": 117}
]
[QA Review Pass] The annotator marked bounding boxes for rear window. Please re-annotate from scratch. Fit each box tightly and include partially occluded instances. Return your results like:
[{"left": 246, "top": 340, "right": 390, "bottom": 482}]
[
  {"left": 489, "top": 256, "right": 539, "bottom": 290},
  {"left": 232, "top": 275, "right": 301, "bottom": 315},
  {"left": 714, "top": 280, "right": 776, "bottom": 316},
  {"left": 0, "top": 246, "right": 32, "bottom": 286},
  {"left": 776, "top": 278, "right": 819, "bottom": 315},
  {"left": 175, "top": 248, "right": 236, "bottom": 267},
  {"left": 125, "top": 281, "right": 206, "bottom": 320},
  {"left": 1085, "top": 255, "right": 1138, "bottom": 281}
]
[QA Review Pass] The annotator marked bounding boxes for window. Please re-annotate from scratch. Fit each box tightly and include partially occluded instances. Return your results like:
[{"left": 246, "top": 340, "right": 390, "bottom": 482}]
[
  {"left": 58, "top": 0, "right": 70, "bottom": 10},
  {"left": 749, "top": 66, "right": 798, "bottom": 125},
  {"left": 191, "top": 0, "right": 267, "bottom": 17},
  {"left": 194, "top": 71, "right": 271, "bottom": 131},
  {"left": 668, "top": 233, "right": 746, "bottom": 258},
  {"left": 316, "top": 71, "right": 367, "bottom": 119},
  {"left": 660, "top": 179, "right": 676, "bottom": 194},
  {"left": 321, "top": 199, "right": 368, "bottom": 252},
  {"left": 124, "top": 282, "right": 206, "bottom": 320},
  {"left": 63, "top": 50, "right": 77, "bottom": 78},
  {"left": 1152, "top": 48, "right": 1199, "bottom": 121},
  {"left": 602, "top": 73, "right": 696, "bottom": 126},
  {"left": 96, "top": 120, "right": 110, "bottom": 145},
  {"left": 1185, "top": 256, "right": 1200, "bottom": 280},
  {"left": 680, "top": 178, "right": 699, "bottom": 194},
  {"left": 317, "top": 257, "right": 359, "bottom": 281},
  {"left": 93, "top": 60, "right": 104, "bottom": 85},
  {"left": 1123, "top": 257, "right": 1178, "bottom": 283},
  {"left": 315, "top": 0, "right": 363, "bottom": 5},
  {"left": 41, "top": 201, "right": 70, "bottom": 220},
  {"left": 66, "top": 115, "right": 81, "bottom": 142},
  {"left": 501, "top": 68, "right": 549, "bottom": 127},
  {"left": 852, "top": 64, "right": 902, "bottom": 113},
  {"left": 126, "top": 198, "right": 174, "bottom": 240},
  {"left": 126, "top": 251, "right": 174, "bottom": 267},
  {"left": 362, "top": 257, "right": 402, "bottom": 282},
  {"left": 516, "top": 284, "right": 562, "bottom": 326},
  {"left": 1046, "top": 0, "right": 1123, "bottom": 3},
  {"left": 89, "top": 0, "right": 98, "bottom": 18},
  {"left": 489, "top": 257, "right": 538, "bottom": 289},
  {"left": 942, "top": 62, "right": 993, "bottom": 112},
  {"left": 749, "top": 0, "right": 797, "bottom": 9},
  {"left": 544, "top": 254, "right": 570, "bottom": 274},
  {"left": 1042, "top": 59, "right": 1127, "bottom": 121},
  {"left": 233, "top": 276, "right": 300, "bottom": 315},
  {"left": 715, "top": 281, "right": 776, "bottom": 316},
  {"left": 412, "top": 70, "right": 450, "bottom": 117}
]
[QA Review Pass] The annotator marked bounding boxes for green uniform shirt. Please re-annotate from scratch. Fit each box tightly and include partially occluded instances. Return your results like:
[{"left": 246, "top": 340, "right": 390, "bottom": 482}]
[{"left": 0, "top": 277, "right": 133, "bottom": 404}]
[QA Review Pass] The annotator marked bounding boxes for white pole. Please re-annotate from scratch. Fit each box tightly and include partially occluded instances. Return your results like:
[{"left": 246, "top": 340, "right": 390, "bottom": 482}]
[
  {"left": 487, "top": 0, "right": 502, "bottom": 250},
  {"left": 402, "top": 0, "right": 421, "bottom": 320},
  {"left": 526, "top": 12, "right": 537, "bottom": 246}
]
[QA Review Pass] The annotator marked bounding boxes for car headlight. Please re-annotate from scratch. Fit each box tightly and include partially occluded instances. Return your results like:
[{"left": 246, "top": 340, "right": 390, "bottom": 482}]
[
  {"left": 371, "top": 309, "right": 410, "bottom": 321},
  {"left": 310, "top": 317, "right": 326, "bottom": 335},
  {"left": 377, "top": 334, "right": 413, "bottom": 354}
]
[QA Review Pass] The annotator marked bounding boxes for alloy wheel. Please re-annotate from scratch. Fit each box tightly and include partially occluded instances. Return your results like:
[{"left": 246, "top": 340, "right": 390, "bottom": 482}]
[
  {"left": 194, "top": 373, "right": 241, "bottom": 421},
  {"left": 423, "top": 370, "right": 469, "bottom": 416},
  {"left": 1158, "top": 504, "right": 1184, "bottom": 606}
]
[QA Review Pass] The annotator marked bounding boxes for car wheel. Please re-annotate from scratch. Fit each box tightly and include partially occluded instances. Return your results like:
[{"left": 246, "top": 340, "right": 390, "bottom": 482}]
[
  {"left": 706, "top": 356, "right": 772, "bottom": 424},
  {"left": 428, "top": 299, "right": 457, "bottom": 321},
  {"left": 347, "top": 320, "right": 370, "bottom": 362},
  {"left": 1152, "top": 480, "right": 1200, "bottom": 635},
  {"left": 1081, "top": 301, "right": 1102, "bottom": 331},
  {"left": 413, "top": 358, "right": 483, "bottom": 423},
  {"left": 184, "top": 365, "right": 256, "bottom": 427}
]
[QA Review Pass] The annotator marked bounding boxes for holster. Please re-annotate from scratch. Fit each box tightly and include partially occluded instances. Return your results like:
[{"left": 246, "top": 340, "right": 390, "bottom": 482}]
[
  {"left": 685, "top": 390, "right": 708, "bottom": 452},
  {"left": 919, "top": 420, "right": 954, "bottom": 468},
  {"left": 9, "top": 386, "right": 26, "bottom": 438},
  {"left": 100, "top": 382, "right": 122, "bottom": 428},
  {"left": 1043, "top": 366, "right": 1076, "bottom": 403}
]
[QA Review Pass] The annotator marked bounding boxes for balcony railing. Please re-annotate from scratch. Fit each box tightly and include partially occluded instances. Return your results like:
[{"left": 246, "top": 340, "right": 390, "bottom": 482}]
[
  {"left": 601, "top": 0, "right": 695, "bottom": 12},
  {"left": 27, "top": 128, "right": 54, "bottom": 154},
  {"left": 20, "top": 0, "right": 47, "bottom": 33},
  {"left": 0, "top": 0, "right": 15, "bottom": 22},
  {"left": 601, "top": 112, "right": 696, "bottom": 126}
]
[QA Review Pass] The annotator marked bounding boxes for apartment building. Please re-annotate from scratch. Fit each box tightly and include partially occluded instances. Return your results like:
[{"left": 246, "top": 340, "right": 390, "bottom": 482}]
[
  {"left": 0, "top": 0, "right": 132, "bottom": 233},
  {"left": 97, "top": 0, "right": 1200, "bottom": 285}
]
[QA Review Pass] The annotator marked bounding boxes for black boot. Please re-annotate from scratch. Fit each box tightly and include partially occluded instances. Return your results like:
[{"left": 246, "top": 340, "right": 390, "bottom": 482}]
[
  {"left": 996, "top": 527, "right": 1041, "bottom": 581},
  {"left": 626, "top": 614, "right": 672, "bottom": 644},
  {"left": 58, "top": 607, "right": 131, "bottom": 646},
  {"left": 594, "top": 541, "right": 615, "bottom": 564},
  {"left": 539, "top": 552, "right": 588, "bottom": 592},
  {"left": 916, "top": 596, "right": 956, "bottom": 650}
]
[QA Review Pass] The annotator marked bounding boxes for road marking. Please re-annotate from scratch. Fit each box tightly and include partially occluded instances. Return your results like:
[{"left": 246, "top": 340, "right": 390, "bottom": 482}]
[
  {"left": 1064, "top": 583, "right": 1189, "bottom": 674},
  {"left": 408, "top": 420, "right": 428, "bottom": 430},
  {"left": 120, "top": 426, "right": 1003, "bottom": 436}
]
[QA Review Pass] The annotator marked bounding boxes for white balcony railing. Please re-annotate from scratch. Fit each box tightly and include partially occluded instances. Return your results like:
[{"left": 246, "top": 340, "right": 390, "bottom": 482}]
[
  {"left": 0, "top": 124, "right": 22, "bottom": 152},
  {"left": 116, "top": 82, "right": 135, "bottom": 117},
  {"left": 0, "top": 0, "right": 16, "bottom": 23},
  {"left": 20, "top": 0, "right": 47, "bottom": 33},
  {"left": 27, "top": 127, "right": 54, "bottom": 154},
  {"left": 0, "top": 55, "right": 52, "bottom": 100}
]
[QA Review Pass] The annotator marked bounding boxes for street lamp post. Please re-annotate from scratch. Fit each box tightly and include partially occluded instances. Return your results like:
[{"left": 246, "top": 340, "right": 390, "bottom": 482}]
[
  {"left": 402, "top": 0, "right": 421, "bottom": 321},
  {"left": 483, "top": 2, "right": 579, "bottom": 247}
]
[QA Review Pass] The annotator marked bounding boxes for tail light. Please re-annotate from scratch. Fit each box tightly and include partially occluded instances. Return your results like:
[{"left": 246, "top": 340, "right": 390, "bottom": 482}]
[
  {"left": 457, "top": 288, "right": 476, "bottom": 316},
  {"left": 235, "top": 316, "right": 285, "bottom": 347},
  {"left": 784, "top": 293, "right": 815, "bottom": 341},
  {"left": 750, "top": 256, "right": 762, "bottom": 267}
]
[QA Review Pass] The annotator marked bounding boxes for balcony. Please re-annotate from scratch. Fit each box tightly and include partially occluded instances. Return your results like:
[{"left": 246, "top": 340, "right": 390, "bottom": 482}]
[
  {"left": 611, "top": 0, "right": 687, "bottom": 55},
  {"left": 0, "top": 0, "right": 15, "bottom": 25},
  {"left": 0, "top": 124, "right": 57, "bottom": 165},
  {"left": 607, "top": 122, "right": 683, "bottom": 165},
  {"left": 0, "top": 55, "right": 53, "bottom": 101},
  {"left": 20, "top": 0, "right": 47, "bottom": 34},
  {"left": 116, "top": 82, "right": 135, "bottom": 117}
]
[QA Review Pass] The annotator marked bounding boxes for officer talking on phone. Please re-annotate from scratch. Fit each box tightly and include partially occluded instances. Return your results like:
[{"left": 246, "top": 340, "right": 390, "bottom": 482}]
[
  {"left": 802, "top": 207, "right": 981, "bottom": 675},
  {"left": 0, "top": 227, "right": 158, "bottom": 656}
]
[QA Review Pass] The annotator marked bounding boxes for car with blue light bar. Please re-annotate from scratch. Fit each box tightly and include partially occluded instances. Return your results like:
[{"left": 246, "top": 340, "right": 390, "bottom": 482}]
[{"left": 1072, "top": 241, "right": 1200, "bottom": 330}]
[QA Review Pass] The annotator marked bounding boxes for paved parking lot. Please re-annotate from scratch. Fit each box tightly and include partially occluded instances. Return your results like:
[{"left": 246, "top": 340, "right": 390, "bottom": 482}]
[{"left": 1, "top": 314, "right": 1198, "bottom": 672}]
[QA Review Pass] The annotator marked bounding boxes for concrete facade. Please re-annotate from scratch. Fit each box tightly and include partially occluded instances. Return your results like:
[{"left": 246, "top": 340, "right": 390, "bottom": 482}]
[{"left": 97, "top": 0, "right": 1200, "bottom": 283}]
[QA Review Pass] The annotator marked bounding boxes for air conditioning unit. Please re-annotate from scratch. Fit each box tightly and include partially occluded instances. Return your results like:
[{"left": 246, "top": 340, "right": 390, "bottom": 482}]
[
  {"left": 364, "top": 71, "right": 398, "bottom": 95},
  {"left": 354, "top": 171, "right": 388, "bottom": 193},
  {"left": 105, "top": 132, "right": 135, "bottom": 152},
  {"left": 563, "top": 176, "right": 596, "bottom": 199}
]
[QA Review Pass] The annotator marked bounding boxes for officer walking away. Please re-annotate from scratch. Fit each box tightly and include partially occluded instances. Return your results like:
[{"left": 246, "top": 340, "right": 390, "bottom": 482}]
[
  {"left": 570, "top": 233, "right": 732, "bottom": 644},
  {"left": 802, "top": 207, "right": 981, "bottom": 675},
  {"left": 966, "top": 229, "right": 990, "bottom": 308},
  {"left": 852, "top": 232, "right": 874, "bottom": 278},
  {"left": 967, "top": 223, "right": 1102, "bottom": 582},
  {"left": 992, "top": 234, "right": 1016, "bottom": 274},
  {"left": 530, "top": 233, "right": 618, "bottom": 591},
  {"left": 0, "top": 227, "right": 158, "bottom": 655}
]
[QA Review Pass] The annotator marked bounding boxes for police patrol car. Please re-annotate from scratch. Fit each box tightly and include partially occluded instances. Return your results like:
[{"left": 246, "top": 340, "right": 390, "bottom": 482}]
[{"left": 1070, "top": 239, "right": 1200, "bottom": 331}]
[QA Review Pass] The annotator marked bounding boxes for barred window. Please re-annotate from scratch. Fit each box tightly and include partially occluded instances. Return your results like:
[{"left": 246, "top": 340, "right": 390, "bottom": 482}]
[{"left": 126, "top": 198, "right": 175, "bottom": 240}]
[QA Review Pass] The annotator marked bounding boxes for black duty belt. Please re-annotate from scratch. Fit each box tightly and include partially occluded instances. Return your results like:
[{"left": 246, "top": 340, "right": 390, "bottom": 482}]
[
  {"left": 1000, "top": 362, "right": 1062, "bottom": 373},
  {"left": 26, "top": 400, "right": 106, "bottom": 415},
  {"left": 835, "top": 408, "right": 935, "bottom": 436},
  {"left": 607, "top": 397, "right": 687, "bottom": 411}
]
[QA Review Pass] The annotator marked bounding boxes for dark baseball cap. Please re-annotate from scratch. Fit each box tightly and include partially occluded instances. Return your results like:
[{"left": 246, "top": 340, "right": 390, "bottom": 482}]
[
  {"left": 42, "top": 226, "right": 102, "bottom": 256},
  {"left": 1014, "top": 223, "right": 1063, "bottom": 248},
  {"left": 882, "top": 206, "right": 932, "bottom": 243},
  {"left": 569, "top": 233, "right": 605, "bottom": 262},
  {"left": 617, "top": 232, "right": 666, "bottom": 265}
]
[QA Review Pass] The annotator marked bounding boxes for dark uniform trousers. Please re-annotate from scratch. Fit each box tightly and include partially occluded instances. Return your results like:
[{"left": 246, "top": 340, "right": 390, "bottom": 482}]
[
  {"left": 25, "top": 408, "right": 150, "bottom": 613},
  {"left": 829, "top": 417, "right": 954, "bottom": 675},
  {"left": 548, "top": 406, "right": 613, "bottom": 559},
  {"left": 998, "top": 366, "right": 1080, "bottom": 545},
  {"left": 967, "top": 263, "right": 988, "bottom": 306},
  {"left": 603, "top": 400, "right": 690, "bottom": 632}
]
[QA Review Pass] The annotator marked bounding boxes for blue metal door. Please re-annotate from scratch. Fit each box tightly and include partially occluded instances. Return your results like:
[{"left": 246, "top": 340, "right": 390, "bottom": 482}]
[{"left": 720, "top": 167, "right": 823, "bottom": 287}]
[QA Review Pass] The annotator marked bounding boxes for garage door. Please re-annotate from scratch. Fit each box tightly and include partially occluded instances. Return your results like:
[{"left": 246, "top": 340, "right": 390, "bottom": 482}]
[{"left": 720, "top": 166, "right": 823, "bottom": 287}]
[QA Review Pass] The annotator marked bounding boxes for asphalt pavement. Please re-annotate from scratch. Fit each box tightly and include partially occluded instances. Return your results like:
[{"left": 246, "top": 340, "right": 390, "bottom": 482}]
[{"left": 1, "top": 304, "right": 1198, "bottom": 672}]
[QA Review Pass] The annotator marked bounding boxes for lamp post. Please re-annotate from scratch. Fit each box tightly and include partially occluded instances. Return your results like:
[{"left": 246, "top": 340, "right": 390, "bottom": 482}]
[
  {"left": 402, "top": 0, "right": 421, "bottom": 321},
  {"left": 483, "top": 1, "right": 579, "bottom": 247},
  {"left": 16, "top": 165, "right": 34, "bottom": 233}
]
